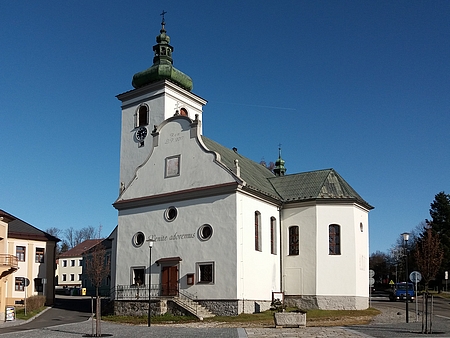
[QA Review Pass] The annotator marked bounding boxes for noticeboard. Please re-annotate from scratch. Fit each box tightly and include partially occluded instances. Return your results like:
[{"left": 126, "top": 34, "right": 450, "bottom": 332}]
[{"left": 5, "top": 306, "right": 15, "bottom": 321}]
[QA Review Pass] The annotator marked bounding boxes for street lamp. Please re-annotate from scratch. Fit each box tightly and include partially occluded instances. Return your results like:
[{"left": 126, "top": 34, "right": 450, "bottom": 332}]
[
  {"left": 147, "top": 237, "right": 155, "bottom": 327},
  {"left": 402, "top": 232, "right": 410, "bottom": 323}
]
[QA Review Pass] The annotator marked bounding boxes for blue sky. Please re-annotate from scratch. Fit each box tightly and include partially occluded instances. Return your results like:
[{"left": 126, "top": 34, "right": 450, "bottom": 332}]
[{"left": 1, "top": 1, "right": 449, "bottom": 254}]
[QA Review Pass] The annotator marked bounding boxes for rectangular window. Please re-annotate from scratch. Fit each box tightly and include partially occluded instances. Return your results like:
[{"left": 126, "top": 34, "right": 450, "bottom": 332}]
[
  {"left": 255, "top": 211, "right": 261, "bottom": 251},
  {"left": 289, "top": 226, "right": 299, "bottom": 255},
  {"left": 79, "top": 259, "right": 83, "bottom": 266},
  {"left": 16, "top": 246, "right": 26, "bottom": 262},
  {"left": 329, "top": 224, "right": 341, "bottom": 255},
  {"left": 63, "top": 260, "right": 67, "bottom": 267},
  {"left": 131, "top": 267, "right": 145, "bottom": 286},
  {"left": 270, "top": 217, "right": 277, "bottom": 255},
  {"left": 15, "top": 277, "right": 24, "bottom": 291},
  {"left": 35, "top": 248, "right": 45, "bottom": 263},
  {"left": 70, "top": 274, "right": 75, "bottom": 281},
  {"left": 78, "top": 274, "right": 82, "bottom": 281},
  {"left": 71, "top": 259, "right": 75, "bottom": 267},
  {"left": 197, "top": 262, "right": 214, "bottom": 284},
  {"left": 62, "top": 274, "right": 67, "bottom": 282}
]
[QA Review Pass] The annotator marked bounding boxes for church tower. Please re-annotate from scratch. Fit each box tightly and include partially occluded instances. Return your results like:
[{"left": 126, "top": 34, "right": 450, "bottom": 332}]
[{"left": 116, "top": 15, "right": 207, "bottom": 189}]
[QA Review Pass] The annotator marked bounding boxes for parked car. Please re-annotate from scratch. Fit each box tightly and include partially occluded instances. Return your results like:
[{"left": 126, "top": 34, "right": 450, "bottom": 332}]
[{"left": 389, "top": 282, "right": 415, "bottom": 302}]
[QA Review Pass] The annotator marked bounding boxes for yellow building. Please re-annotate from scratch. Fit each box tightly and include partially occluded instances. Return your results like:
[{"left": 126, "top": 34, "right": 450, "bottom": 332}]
[{"left": 0, "top": 210, "right": 59, "bottom": 320}]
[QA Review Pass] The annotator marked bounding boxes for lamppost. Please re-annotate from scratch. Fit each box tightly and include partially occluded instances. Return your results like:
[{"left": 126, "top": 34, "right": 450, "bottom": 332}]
[
  {"left": 147, "top": 237, "right": 155, "bottom": 327},
  {"left": 402, "top": 232, "right": 410, "bottom": 323}
]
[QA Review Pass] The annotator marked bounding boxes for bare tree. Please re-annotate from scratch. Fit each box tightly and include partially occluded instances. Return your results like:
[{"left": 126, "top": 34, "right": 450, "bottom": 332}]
[
  {"left": 85, "top": 242, "right": 110, "bottom": 337},
  {"left": 64, "top": 226, "right": 98, "bottom": 249},
  {"left": 415, "top": 224, "right": 444, "bottom": 291},
  {"left": 414, "top": 223, "right": 443, "bottom": 333}
]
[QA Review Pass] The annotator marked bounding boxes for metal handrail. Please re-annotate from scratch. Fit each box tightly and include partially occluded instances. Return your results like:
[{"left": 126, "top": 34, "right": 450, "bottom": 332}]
[
  {"left": 177, "top": 289, "right": 198, "bottom": 315},
  {"left": 0, "top": 254, "right": 18, "bottom": 268},
  {"left": 113, "top": 284, "right": 161, "bottom": 300}
]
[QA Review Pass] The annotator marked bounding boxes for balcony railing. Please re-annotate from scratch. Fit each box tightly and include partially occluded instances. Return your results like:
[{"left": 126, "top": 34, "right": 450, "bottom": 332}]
[{"left": 0, "top": 254, "right": 18, "bottom": 269}]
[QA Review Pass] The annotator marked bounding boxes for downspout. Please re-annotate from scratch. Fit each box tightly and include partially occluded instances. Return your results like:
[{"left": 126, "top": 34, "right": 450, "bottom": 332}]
[{"left": 278, "top": 202, "right": 283, "bottom": 293}]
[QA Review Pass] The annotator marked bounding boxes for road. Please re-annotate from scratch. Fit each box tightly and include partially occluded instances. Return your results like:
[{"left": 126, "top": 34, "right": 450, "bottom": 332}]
[
  {"left": 370, "top": 291, "right": 450, "bottom": 319},
  {"left": 0, "top": 293, "right": 448, "bottom": 338},
  {"left": 0, "top": 295, "right": 92, "bottom": 334}
]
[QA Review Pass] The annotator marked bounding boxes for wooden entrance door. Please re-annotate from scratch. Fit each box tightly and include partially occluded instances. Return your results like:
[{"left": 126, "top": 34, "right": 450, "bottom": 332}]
[{"left": 161, "top": 265, "right": 178, "bottom": 296}]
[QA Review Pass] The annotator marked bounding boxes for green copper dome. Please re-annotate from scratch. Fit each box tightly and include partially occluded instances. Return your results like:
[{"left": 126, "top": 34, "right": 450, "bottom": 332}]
[
  {"left": 132, "top": 19, "right": 193, "bottom": 91},
  {"left": 274, "top": 147, "right": 286, "bottom": 176}
]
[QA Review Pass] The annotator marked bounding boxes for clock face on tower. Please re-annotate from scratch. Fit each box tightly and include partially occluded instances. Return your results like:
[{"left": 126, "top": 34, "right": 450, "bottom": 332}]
[{"left": 136, "top": 127, "right": 147, "bottom": 141}]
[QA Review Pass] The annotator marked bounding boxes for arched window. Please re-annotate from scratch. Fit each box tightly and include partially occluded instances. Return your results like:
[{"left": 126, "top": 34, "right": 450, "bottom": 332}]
[
  {"left": 288, "top": 226, "right": 299, "bottom": 255},
  {"left": 270, "top": 217, "right": 277, "bottom": 255},
  {"left": 255, "top": 211, "right": 261, "bottom": 251},
  {"left": 136, "top": 104, "right": 149, "bottom": 127},
  {"left": 329, "top": 224, "right": 341, "bottom": 255}
]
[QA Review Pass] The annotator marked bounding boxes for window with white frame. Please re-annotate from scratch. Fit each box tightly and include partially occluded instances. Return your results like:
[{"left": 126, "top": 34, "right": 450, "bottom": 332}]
[
  {"left": 35, "top": 247, "right": 45, "bottom": 263},
  {"left": 136, "top": 104, "right": 149, "bottom": 127},
  {"left": 270, "top": 217, "right": 277, "bottom": 255},
  {"left": 15, "top": 277, "right": 25, "bottom": 291},
  {"left": 16, "top": 246, "right": 25, "bottom": 262},
  {"left": 197, "top": 262, "right": 214, "bottom": 284},
  {"left": 329, "top": 224, "right": 341, "bottom": 255},
  {"left": 62, "top": 274, "right": 67, "bottom": 282},
  {"left": 289, "top": 225, "right": 299, "bottom": 255},
  {"left": 255, "top": 211, "right": 261, "bottom": 251},
  {"left": 63, "top": 260, "right": 67, "bottom": 267},
  {"left": 70, "top": 274, "right": 75, "bottom": 281},
  {"left": 71, "top": 259, "right": 75, "bottom": 267},
  {"left": 131, "top": 267, "right": 145, "bottom": 286}
]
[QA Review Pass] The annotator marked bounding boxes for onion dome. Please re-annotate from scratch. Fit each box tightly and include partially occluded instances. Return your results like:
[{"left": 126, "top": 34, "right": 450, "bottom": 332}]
[
  {"left": 274, "top": 147, "right": 286, "bottom": 176},
  {"left": 132, "top": 17, "right": 193, "bottom": 91}
]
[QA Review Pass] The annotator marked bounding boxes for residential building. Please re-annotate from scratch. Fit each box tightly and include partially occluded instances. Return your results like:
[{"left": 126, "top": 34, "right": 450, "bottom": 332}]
[
  {"left": 57, "top": 239, "right": 101, "bottom": 290},
  {"left": 0, "top": 209, "right": 59, "bottom": 318}
]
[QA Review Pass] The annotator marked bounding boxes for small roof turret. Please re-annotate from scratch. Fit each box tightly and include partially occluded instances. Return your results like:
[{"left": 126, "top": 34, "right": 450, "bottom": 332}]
[
  {"left": 132, "top": 13, "right": 193, "bottom": 91},
  {"left": 273, "top": 146, "right": 286, "bottom": 176}
]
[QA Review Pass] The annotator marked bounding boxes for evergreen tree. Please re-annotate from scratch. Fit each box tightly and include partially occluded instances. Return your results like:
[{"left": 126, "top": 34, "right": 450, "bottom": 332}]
[{"left": 427, "top": 191, "right": 450, "bottom": 284}]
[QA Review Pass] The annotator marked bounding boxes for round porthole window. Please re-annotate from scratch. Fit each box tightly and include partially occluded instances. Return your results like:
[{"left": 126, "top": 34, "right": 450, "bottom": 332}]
[
  {"left": 133, "top": 232, "right": 145, "bottom": 247},
  {"left": 198, "top": 224, "right": 213, "bottom": 241},
  {"left": 165, "top": 206, "right": 178, "bottom": 222}
]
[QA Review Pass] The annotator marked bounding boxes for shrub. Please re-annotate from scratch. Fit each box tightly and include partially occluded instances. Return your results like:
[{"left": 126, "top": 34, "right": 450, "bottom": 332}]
[{"left": 26, "top": 296, "right": 46, "bottom": 312}]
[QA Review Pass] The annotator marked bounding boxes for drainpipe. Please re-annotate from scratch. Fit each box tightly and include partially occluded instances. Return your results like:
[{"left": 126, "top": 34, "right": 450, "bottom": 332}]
[{"left": 278, "top": 203, "right": 283, "bottom": 293}]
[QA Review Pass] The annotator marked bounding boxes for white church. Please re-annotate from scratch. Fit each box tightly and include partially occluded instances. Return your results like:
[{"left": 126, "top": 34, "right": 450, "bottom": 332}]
[{"left": 110, "top": 17, "right": 373, "bottom": 316}]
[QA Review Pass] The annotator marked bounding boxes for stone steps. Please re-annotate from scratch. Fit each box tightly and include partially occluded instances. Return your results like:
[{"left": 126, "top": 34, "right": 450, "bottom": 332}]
[{"left": 173, "top": 297, "right": 215, "bottom": 320}]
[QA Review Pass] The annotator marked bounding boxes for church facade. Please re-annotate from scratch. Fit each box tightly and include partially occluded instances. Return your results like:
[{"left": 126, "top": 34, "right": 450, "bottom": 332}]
[{"left": 111, "top": 19, "right": 373, "bottom": 315}]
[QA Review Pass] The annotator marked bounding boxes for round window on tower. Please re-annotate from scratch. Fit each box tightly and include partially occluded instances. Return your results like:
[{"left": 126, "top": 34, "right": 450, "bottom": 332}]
[
  {"left": 198, "top": 224, "right": 213, "bottom": 241},
  {"left": 133, "top": 232, "right": 146, "bottom": 247},
  {"left": 164, "top": 206, "right": 178, "bottom": 222}
]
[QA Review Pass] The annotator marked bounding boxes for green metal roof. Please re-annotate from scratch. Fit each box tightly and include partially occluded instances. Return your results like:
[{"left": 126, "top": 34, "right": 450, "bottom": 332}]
[
  {"left": 268, "top": 169, "right": 373, "bottom": 209},
  {"left": 201, "top": 137, "right": 373, "bottom": 209},
  {"left": 132, "top": 19, "right": 193, "bottom": 91},
  {"left": 201, "top": 137, "right": 280, "bottom": 199}
]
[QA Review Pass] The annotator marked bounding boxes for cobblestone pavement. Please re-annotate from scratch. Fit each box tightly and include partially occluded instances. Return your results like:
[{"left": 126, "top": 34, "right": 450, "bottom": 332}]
[{"left": 0, "top": 303, "right": 449, "bottom": 338}]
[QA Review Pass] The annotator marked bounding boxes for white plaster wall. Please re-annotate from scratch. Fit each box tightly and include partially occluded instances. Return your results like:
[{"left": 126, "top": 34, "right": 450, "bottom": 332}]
[
  {"left": 236, "top": 192, "right": 280, "bottom": 302},
  {"left": 118, "top": 82, "right": 206, "bottom": 187},
  {"left": 120, "top": 118, "right": 236, "bottom": 201},
  {"left": 116, "top": 193, "right": 238, "bottom": 299},
  {"left": 281, "top": 204, "right": 317, "bottom": 296},
  {"left": 315, "top": 203, "right": 368, "bottom": 297},
  {"left": 353, "top": 206, "right": 370, "bottom": 298}
]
